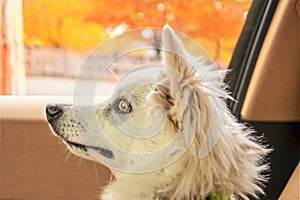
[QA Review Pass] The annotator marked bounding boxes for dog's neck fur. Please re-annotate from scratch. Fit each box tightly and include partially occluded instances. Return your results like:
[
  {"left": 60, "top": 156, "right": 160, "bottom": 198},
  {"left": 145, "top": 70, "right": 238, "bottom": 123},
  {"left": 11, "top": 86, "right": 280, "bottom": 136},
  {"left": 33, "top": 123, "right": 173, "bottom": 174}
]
[
  {"left": 102, "top": 113, "right": 267, "bottom": 200},
  {"left": 156, "top": 193, "right": 226, "bottom": 200}
]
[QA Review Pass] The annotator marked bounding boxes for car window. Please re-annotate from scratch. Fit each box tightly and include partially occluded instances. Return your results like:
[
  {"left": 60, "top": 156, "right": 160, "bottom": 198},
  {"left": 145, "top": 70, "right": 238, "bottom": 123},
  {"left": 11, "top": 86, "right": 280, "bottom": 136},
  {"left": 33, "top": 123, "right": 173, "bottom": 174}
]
[{"left": 1, "top": 0, "right": 252, "bottom": 95}]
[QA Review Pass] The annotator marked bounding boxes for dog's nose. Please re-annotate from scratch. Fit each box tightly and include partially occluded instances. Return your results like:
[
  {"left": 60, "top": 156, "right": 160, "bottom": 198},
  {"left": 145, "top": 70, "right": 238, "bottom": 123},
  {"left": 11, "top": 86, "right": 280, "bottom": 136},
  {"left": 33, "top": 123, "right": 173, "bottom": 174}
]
[{"left": 46, "top": 104, "right": 63, "bottom": 122}]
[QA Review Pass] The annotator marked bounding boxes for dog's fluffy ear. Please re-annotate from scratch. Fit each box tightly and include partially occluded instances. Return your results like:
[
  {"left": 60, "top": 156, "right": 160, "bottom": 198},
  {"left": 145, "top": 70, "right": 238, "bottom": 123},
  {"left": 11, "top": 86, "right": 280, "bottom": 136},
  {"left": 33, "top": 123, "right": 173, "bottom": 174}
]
[
  {"left": 162, "top": 24, "right": 195, "bottom": 79},
  {"left": 155, "top": 25, "right": 199, "bottom": 131}
]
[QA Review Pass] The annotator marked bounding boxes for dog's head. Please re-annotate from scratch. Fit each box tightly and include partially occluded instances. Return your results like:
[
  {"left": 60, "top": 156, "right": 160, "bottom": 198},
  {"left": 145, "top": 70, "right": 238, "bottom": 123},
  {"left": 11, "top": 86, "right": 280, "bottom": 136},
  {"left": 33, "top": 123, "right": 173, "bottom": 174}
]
[
  {"left": 46, "top": 25, "right": 209, "bottom": 171},
  {"left": 46, "top": 25, "right": 269, "bottom": 199}
]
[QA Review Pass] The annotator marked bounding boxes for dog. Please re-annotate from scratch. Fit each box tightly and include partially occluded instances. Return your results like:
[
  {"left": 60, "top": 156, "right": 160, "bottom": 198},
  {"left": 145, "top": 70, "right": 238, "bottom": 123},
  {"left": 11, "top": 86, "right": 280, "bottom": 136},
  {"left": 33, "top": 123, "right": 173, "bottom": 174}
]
[{"left": 46, "top": 25, "right": 270, "bottom": 200}]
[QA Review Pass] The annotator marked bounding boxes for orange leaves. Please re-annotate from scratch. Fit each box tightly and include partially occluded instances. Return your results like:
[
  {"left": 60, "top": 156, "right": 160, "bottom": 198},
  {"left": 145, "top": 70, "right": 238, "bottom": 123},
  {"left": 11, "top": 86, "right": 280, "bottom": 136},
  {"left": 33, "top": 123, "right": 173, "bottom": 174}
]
[
  {"left": 57, "top": 17, "right": 107, "bottom": 50},
  {"left": 23, "top": 0, "right": 107, "bottom": 51},
  {"left": 23, "top": 0, "right": 252, "bottom": 62}
]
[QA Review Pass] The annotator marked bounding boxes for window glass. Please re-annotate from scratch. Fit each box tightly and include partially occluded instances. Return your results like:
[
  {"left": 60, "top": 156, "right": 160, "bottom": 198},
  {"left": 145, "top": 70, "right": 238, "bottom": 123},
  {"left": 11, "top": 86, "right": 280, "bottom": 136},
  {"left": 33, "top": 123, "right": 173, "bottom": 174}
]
[{"left": 22, "top": 0, "right": 252, "bottom": 94}]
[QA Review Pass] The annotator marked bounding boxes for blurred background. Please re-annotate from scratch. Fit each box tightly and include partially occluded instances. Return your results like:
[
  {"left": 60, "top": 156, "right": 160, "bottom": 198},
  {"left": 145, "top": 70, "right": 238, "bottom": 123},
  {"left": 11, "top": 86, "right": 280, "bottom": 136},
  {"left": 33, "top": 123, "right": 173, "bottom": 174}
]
[{"left": 1, "top": 0, "right": 252, "bottom": 95}]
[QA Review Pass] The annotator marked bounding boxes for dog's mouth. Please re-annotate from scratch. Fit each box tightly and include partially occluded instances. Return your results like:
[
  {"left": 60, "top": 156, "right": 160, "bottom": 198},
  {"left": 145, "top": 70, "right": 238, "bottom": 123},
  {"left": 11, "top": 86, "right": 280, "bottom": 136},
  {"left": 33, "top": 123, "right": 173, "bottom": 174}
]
[
  {"left": 64, "top": 139, "right": 114, "bottom": 159},
  {"left": 47, "top": 122, "right": 114, "bottom": 160}
]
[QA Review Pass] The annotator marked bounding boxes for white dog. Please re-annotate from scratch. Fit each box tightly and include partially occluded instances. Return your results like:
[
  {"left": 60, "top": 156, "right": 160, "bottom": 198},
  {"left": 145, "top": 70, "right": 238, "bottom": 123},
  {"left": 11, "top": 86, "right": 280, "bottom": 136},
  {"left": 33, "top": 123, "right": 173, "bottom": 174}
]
[{"left": 46, "top": 25, "right": 269, "bottom": 200}]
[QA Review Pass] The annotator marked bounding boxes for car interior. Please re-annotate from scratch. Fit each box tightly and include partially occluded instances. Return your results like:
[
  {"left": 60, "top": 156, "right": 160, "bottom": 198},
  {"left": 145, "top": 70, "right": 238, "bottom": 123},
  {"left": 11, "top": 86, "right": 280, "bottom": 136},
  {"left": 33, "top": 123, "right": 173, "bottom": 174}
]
[
  {"left": 1, "top": 0, "right": 299, "bottom": 199},
  {"left": 226, "top": 0, "right": 299, "bottom": 199}
]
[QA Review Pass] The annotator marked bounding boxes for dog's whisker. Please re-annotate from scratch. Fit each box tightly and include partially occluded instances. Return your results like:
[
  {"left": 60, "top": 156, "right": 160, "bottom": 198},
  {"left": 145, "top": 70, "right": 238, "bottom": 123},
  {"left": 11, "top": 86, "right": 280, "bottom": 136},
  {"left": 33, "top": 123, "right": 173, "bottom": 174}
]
[
  {"left": 58, "top": 141, "right": 69, "bottom": 154},
  {"left": 93, "top": 161, "right": 99, "bottom": 184},
  {"left": 109, "top": 173, "right": 114, "bottom": 184},
  {"left": 62, "top": 147, "right": 68, "bottom": 154},
  {"left": 108, "top": 68, "right": 120, "bottom": 82},
  {"left": 65, "top": 151, "right": 72, "bottom": 162},
  {"left": 58, "top": 141, "right": 67, "bottom": 153},
  {"left": 77, "top": 157, "right": 82, "bottom": 166}
]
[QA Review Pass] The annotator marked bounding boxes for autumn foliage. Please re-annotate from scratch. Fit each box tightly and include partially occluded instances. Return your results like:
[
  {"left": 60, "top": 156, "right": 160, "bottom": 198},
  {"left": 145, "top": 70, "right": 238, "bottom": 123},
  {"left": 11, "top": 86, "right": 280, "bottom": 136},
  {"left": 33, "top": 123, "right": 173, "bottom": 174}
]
[{"left": 23, "top": 0, "right": 252, "bottom": 63}]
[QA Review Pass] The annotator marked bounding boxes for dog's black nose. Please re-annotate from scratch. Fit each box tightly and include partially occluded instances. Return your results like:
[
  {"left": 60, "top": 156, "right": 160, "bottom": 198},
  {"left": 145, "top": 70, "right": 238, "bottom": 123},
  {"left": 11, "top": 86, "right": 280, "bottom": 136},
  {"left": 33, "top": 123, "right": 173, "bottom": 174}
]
[{"left": 46, "top": 104, "right": 63, "bottom": 122}]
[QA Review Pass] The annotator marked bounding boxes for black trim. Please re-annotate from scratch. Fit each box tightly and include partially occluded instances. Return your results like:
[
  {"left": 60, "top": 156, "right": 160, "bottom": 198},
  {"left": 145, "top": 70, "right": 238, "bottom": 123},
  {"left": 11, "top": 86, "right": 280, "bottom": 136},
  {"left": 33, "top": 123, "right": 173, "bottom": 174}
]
[
  {"left": 226, "top": 0, "right": 279, "bottom": 118},
  {"left": 244, "top": 121, "right": 300, "bottom": 199}
]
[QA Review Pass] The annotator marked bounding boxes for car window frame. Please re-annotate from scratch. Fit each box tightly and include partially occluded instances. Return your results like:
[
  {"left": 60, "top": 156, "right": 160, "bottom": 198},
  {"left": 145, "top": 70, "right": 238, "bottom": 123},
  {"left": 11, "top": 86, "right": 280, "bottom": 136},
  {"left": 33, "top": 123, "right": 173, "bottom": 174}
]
[{"left": 226, "top": 0, "right": 279, "bottom": 118}]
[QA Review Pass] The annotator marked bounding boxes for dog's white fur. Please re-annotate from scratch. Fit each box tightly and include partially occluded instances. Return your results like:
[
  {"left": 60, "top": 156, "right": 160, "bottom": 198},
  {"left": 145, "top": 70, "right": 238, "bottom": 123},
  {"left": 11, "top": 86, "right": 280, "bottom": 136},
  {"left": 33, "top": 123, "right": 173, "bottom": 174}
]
[{"left": 47, "top": 25, "right": 270, "bottom": 200}]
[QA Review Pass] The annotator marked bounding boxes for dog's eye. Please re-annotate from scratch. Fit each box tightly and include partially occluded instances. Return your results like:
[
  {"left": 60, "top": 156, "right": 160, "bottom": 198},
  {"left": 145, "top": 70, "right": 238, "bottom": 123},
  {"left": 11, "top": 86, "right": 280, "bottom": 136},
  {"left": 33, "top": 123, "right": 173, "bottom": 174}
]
[{"left": 114, "top": 99, "right": 132, "bottom": 114}]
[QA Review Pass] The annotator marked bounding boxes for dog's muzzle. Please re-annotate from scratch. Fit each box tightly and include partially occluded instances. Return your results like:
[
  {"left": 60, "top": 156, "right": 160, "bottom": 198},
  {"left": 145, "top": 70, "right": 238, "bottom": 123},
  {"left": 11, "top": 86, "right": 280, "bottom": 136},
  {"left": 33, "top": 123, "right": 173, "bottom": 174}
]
[{"left": 46, "top": 104, "right": 63, "bottom": 123}]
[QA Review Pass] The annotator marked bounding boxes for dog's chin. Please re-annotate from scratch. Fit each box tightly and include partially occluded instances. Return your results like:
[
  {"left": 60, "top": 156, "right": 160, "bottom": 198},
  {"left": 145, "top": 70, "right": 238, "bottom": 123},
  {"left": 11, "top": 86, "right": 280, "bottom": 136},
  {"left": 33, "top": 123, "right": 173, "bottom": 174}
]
[{"left": 62, "top": 139, "right": 95, "bottom": 161}]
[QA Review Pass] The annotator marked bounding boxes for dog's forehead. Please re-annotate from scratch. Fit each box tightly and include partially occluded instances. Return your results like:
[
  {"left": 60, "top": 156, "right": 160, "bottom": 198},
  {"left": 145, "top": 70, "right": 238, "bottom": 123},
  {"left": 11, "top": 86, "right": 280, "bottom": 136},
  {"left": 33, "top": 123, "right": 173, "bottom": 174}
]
[{"left": 112, "top": 66, "right": 162, "bottom": 98}]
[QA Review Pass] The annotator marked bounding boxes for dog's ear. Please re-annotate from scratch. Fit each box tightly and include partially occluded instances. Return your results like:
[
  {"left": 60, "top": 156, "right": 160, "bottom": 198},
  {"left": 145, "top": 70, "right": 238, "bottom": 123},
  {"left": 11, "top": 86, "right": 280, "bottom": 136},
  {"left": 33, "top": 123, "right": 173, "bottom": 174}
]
[
  {"left": 162, "top": 24, "right": 195, "bottom": 80},
  {"left": 153, "top": 25, "right": 199, "bottom": 131}
]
